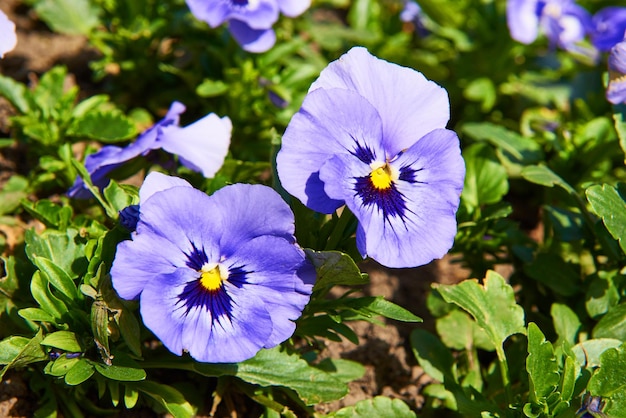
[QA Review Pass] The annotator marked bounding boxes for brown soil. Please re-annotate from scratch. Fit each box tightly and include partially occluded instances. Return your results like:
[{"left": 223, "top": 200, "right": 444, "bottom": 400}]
[{"left": 0, "top": 2, "right": 475, "bottom": 417}]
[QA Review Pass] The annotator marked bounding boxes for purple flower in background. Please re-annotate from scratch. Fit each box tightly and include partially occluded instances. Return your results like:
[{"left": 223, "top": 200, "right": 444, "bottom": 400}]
[
  {"left": 400, "top": 1, "right": 428, "bottom": 36},
  {"left": 68, "top": 102, "right": 231, "bottom": 199},
  {"left": 185, "top": 0, "right": 310, "bottom": 53},
  {"left": 607, "top": 38, "right": 626, "bottom": 105},
  {"left": 111, "top": 173, "right": 314, "bottom": 363},
  {"left": 0, "top": 9, "right": 17, "bottom": 58},
  {"left": 590, "top": 7, "right": 626, "bottom": 52},
  {"left": 276, "top": 47, "right": 465, "bottom": 268},
  {"left": 506, "top": 0, "right": 592, "bottom": 52}
]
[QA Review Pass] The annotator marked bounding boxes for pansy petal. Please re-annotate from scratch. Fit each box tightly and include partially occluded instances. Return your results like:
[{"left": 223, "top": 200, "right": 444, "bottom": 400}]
[
  {"left": 365, "top": 129, "right": 464, "bottom": 266},
  {"left": 139, "top": 172, "right": 192, "bottom": 204},
  {"left": 183, "top": 283, "right": 273, "bottom": 363},
  {"left": 0, "top": 10, "right": 16, "bottom": 58},
  {"left": 159, "top": 114, "right": 232, "bottom": 178},
  {"left": 67, "top": 102, "right": 186, "bottom": 199},
  {"left": 277, "top": 88, "right": 385, "bottom": 213},
  {"left": 139, "top": 269, "right": 196, "bottom": 356},
  {"left": 506, "top": 0, "right": 540, "bottom": 44},
  {"left": 591, "top": 7, "right": 626, "bottom": 52},
  {"left": 185, "top": 1, "right": 235, "bottom": 27},
  {"left": 137, "top": 186, "right": 223, "bottom": 260},
  {"left": 320, "top": 129, "right": 463, "bottom": 268},
  {"left": 226, "top": 235, "right": 313, "bottom": 347},
  {"left": 309, "top": 47, "right": 450, "bottom": 155},
  {"left": 228, "top": 19, "right": 276, "bottom": 53},
  {"left": 277, "top": 0, "right": 311, "bottom": 17},
  {"left": 210, "top": 184, "right": 296, "bottom": 253},
  {"left": 111, "top": 234, "right": 191, "bottom": 300},
  {"left": 608, "top": 40, "right": 626, "bottom": 104}
]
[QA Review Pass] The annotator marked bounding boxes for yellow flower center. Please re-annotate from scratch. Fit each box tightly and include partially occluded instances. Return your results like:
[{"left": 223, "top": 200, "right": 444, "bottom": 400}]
[
  {"left": 200, "top": 264, "right": 226, "bottom": 291},
  {"left": 369, "top": 162, "right": 397, "bottom": 190}
]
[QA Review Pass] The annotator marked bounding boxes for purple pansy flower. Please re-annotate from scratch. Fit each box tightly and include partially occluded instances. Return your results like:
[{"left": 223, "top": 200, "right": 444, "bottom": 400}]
[
  {"left": 185, "top": 0, "right": 310, "bottom": 53},
  {"left": 111, "top": 172, "right": 314, "bottom": 363},
  {"left": 0, "top": 9, "right": 17, "bottom": 58},
  {"left": 607, "top": 38, "right": 626, "bottom": 105},
  {"left": 400, "top": 1, "right": 428, "bottom": 36},
  {"left": 68, "top": 102, "right": 231, "bottom": 199},
  {"left": 590, "top": 7, "right": 626, "bottom": 52},
  {"left": 506, "top": 0, "right": 592, "bottom": 52},
  {"left": 276, "top": 47, "right": 465, "bottom": 268}
]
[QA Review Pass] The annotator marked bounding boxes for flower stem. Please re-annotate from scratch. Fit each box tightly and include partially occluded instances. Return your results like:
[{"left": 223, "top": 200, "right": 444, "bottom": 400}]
[
  {"left": 324, "top": 208, "right": 355, "bottom": 251},
  {"left": 495, "top": 344, "right": 512, "bottom": 409}
]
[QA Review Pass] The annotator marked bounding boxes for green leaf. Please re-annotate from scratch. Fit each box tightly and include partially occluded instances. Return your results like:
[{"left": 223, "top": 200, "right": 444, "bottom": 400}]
[
  {"left": 34, "top": 0, "right": 100, "bottom": 35},
  {"left": 588, "top": 343, "right": 626, "bottom": 417},
  {"left": 345, "top": 296, "right": 422, "bottom": 322},
  {"left": 305, "top": 249, "right": 368, "bottom": 289},
  {"left": 192, "top": 347, "right": 348, "bottom": 404},
  {"left": 196, "top": 79, "right": 229, "bottom": 97},
  {"left": 463, "top": 78, "right": 496, "bottom": 112},
  {"left": 103, "top": 181, "right": 137, "bottom": 213},
  {"left": 0, "top": 336, "right": 31, "bottom": 365},
  {"left": 65, "top": 358, "right": 94, "bottom": 385},
  {"left": 524, "top": 253, "right": 581, "bottom": 296},
  {"left": 613, "top": 105, "right": 626, "bottom": 164},
  {"left": 461, "top": 143, "right": 509, "bottom": 209},
  {"left": 327, "top": 396, "right": 416, "bottom": 418},
  {"left": 586, "top": 271, "right": 622, "bottom": 318},
  {"left": 526, "top": 323, "right": 559, "bottom": 404},
  {"left": 21, "top": 199, "right": 73, "bottom": 229},
  {"left": 130, "top": 381, "right": 195, "bottom": 418},
  {"left": 32, "top": 256, "right": 78, "bottom": 300},
  {"left": 551, "top": 303, "right": 581, "bottom": 345},
  {"left": 436, "top": 309, "right": 494, "bottom": 351},
  {"left": 18, "top": 308, "right": 56, "bottom": 324},
  {"left": 25, "top": 228, "right": 87, "bottom": 278},
  {"left": 434, "top": 270, "right": 526, "bottom": 349},
  {"left": 0, "top": 175, "right": 29, "bottom": 215},
  {"left": 573, "top": 338, "right": 622, "bottom": 368},
  {"left": 410, "top": 329, "right": 455, "bottom": 383},
  {"left": 0, "top": 74, "right": 30, "bottom": 113},
  {"left": 461, "top": 122, "right": 543, "bottom": 177},
  {"left": 94, "top": 358, "right": 147, "bottom": 382},
  {"left": 593, "top": 303, "right": 626, "bottom": 340},
  {"left": 45, "top": 356, "right": 80, "bottom": 377},
  {"left": 30, "top": 271, "right": 68, "bottom": 321},
  {"left": 315, "top": 358, "right": 366, "bottom": 384},
  {"left": 0, "top": 329, "right": 47, "bottom": 379},
  {"left": 586, "top": 183, "right": 626, "bottom": 255},
  {"left": 521, "top": 165, "right": 576, "bottom": 194},
  {"left": 70, "top": 110, "right": 137, "bottom": 142},
  {"left": 41, "top": 331, "right": 82, "bottom": 352}
]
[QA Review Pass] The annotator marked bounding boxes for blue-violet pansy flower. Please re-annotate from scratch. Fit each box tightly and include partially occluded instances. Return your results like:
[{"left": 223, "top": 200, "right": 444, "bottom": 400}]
[
  {"left": 68, "top": 101, "right": 231, "bottom": 199},
  {"left": 0, "top": 9, "right": 17, "bottom": 58},
  {"left": 276, "top": 47, "right": 465, "bottom": 268},
  {"left": 607, "top": 37, "right": 626, "bottom": 105},
  {"left": 111, "top": 172, "right": 315, "bottom": 363},
  {"left": 185, "top": 0, "right": 310, "bottom": 53},
  {"left": 506, "top": 0, "right": 592, "bottom": 53},
  {"left": 590, "top": 7, "right": 626, "bottom": 52}
]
